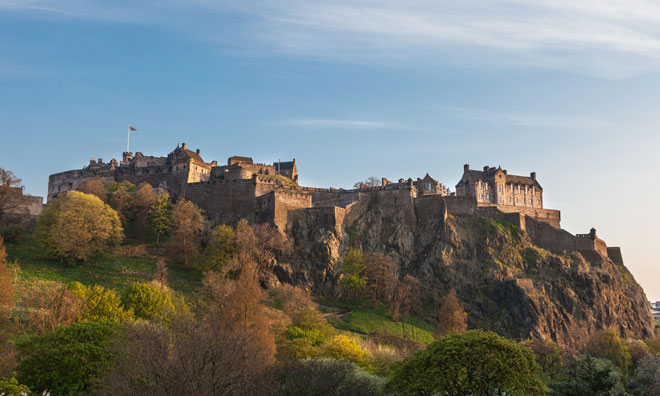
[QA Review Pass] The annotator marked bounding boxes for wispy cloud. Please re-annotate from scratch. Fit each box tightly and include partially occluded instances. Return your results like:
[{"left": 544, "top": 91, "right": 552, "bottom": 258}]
[
  {"left": 440, "top": 107, "right": 611, "bottom": 129},
  {"left": 5, "top": 0, "right": 660, "bottom": 77},
  {"left": 277, "top": 118, "right": 431, "bottom": 132}
]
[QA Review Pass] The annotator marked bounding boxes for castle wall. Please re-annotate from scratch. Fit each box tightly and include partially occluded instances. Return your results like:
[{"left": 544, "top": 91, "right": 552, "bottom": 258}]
[
  {"left": 478, "top": 203, "right": 560, "bottom": 229},
  {"left": 0, "top": 194, "right": 44, "bottom": 230},
  {"left": 273, "top": 190, "right": 312, "bottom": 232},
  {"left": 185, "top": 179, "right": 258, "bottom": 223}
]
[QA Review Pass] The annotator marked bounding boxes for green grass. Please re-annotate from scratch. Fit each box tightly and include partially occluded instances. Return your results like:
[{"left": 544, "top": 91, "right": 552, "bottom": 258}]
[
  {"left": 5, "top": 236, "right": 203, "bottom": 298},
  {"left": 320, "top": 300, "right": 436, "bottom": 344}
]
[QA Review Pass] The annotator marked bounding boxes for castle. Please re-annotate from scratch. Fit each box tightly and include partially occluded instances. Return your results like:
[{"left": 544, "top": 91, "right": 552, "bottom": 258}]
[{"left": 47, "top": 144, "right": 622, "bottom": 265}]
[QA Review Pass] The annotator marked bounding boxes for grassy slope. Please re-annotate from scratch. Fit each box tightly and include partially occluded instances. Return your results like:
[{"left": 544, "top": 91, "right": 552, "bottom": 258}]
[
  {"left": 6, "top": 236, "right": 203, "bottom": 298},
  {"left": 321, "top": 300, "right": 436, "bottom": 344}
]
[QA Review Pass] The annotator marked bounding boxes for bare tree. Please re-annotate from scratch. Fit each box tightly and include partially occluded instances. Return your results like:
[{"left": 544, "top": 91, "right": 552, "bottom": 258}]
[
  {"left": 390, "top": 275, "right": 421, "bottom": 321},
  {"left": 353, "top": 176, "right": 381, "bottom": 189},
  {"left": 0, "top": 168, "right": 22, "bottom": 222},
  {"left": 364, "top": 252, "right": 398, "bottom": 308},
  {"left": 435, "top": 288, "right": 468, "bottom": 337},
  {"left": 77, "top": 177, "right": 108, "bottom": 202}
]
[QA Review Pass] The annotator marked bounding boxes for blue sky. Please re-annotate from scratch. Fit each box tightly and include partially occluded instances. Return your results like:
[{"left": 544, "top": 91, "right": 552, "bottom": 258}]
[{"left": 2, "top": 0, "right": 660, "bottom": 300}]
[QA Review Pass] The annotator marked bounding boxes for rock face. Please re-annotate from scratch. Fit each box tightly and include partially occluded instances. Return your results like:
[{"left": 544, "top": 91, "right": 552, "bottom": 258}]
[{"left": 287, "top": 192, "right": 654, "bottom": 351}]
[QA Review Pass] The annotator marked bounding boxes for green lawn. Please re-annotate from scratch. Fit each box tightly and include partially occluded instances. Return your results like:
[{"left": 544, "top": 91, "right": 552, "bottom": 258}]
[
  {"left": 321, "top": 300, "right": 436, "bottom": 344},
  {"left": 5, "top": 236, "right": 203, "bottom": 298}
]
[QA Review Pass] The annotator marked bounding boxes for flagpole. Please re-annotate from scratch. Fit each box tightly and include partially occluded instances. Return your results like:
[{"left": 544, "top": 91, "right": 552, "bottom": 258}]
[{"left": 127, "top": 123, "right": 130, "bottom": 153}]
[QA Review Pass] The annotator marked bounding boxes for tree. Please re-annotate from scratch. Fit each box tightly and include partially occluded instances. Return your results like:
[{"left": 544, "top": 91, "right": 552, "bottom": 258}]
[
  {"left": 0, "top": 236, "right": 16, "bottom": 378},
  {"left": 390, "top": 275, "right": 421, "bottom": 321},
  {"left": 167, "top": 199, "right": 203, "bottom": 267},
  {"left": 235, "top": 219, "right": 291, "bottom": 272},
  {"left": 364, "top": 252, "right": 398, "bottom": 308},
  {"left": 0, "top": 167, "right": 22, "bottom": 223},
  {"left": 322, "top": 335, "right": 369, "bottom": 367},
  {"left": 586, "top": 328, "right": 632, "bottom": 380},
  {"left": 339, "top": 248, "right": 367, "bottom": 299},
  {"left": 107, "top": 180, "right": 136, "bottom": 225},
  {"left": 133, "top": 182, "right": 156, "bottom": 240},
  {"left": 197, "top": 224, "right": 236, "bottom": 271},
  {"left": 353, "top": 177, "right": 381, "bottom": 189},
  {"left": 76, "top": 177, "right": 107, "bottom": 202},
  {"left": 35, "top": 192, "right": 123, "bottom": 262},
  {"left": 386, "top": 330, "right": 546, "bottom": 396},
  {"left": 121, "top": 281, "right": 176, "bottom": 324},
  {"left": 276, "top": 358, "right": 385, "bottom": 396},
  {"left": 18, "top": 280, "right": 84, "bottom": 334},
  {"left": 629, "top": 354, "right": 660, "bottom": 396},
  {"left": 522, "top": 338, "right": 566, "bottom": 383},
  {"left": 435, "top": 288, "right": 468, "bottom": 337},
  {"left": 551, "top": 355, "right": 626, "bottom": 396},
  {"left": 69, "top": 281, "right": 132, "bottom": 323},
  {"left": 149, "top": 193, "right": 173, "bottom": 244},
  {"left": 16, "top": 321, "right": 116, "bottom": 396}
]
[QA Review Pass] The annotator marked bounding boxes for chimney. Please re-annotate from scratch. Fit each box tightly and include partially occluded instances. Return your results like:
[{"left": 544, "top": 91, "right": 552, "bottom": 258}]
[
  {"left": 98, "top": 158, "right": 103, "bottom": 164},
  {"left": 90, "top": 157, "right": 96, "bottom": 165},
  {"left": 181, "top": 143, "right": 186, "bottom": 150},
  {"left": 196, "top": 149, "right": 200, "bottom": 155},
  {"left": 483, "top": 166, "right": 489, "bottom": 172},
  {"left": 530, "top": 172, "right": 536, "bottom": 180},
  {"left": 463, "top": 164, "right": 469, "bottom": 172},
  {"left": 503, "top": 170, "right": 507, "bottom": 175}
]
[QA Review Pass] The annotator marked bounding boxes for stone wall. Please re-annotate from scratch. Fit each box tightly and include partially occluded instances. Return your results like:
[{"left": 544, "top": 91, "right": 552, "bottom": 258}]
[
  {"left": 185, "top": 179, "right": 258, "bottom": 224},
  {"left": 478, "top": 203, "right": 560, "bottom": 229},
  {"left": 272, "top": 190, "right": 312, "bottom": 231},
  {"left": 0, "top": 194, "right": 44, "bottom": 230}
]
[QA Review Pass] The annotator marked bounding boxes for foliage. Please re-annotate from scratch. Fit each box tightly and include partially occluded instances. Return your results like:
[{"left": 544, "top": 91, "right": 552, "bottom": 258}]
[
  {"left": 522, "top": 338, "right": 566, "bottom": 382},
  {"left": 258, "top": 173, "right": 297, "bottom": 185},
  {"left": 35, "top": 192, "right": 123, "bottom": 262},
  {"left": 643, "top": 329, "right": 660, "bottom": 355},
  {"left": 149, "top": 193, "right": 173, "bottom": 244},
  {"left": 339, "top": 248, "right": 367, "bottom": 299},
  {"left": 69, "top": 281, "right": 132, "bottom": 323},
  {"left": 0, "top": 168, "right": 22, "bottom": 222},
  {"left": 17, "top": 280, "right": 84, "bottom": 334},
  {"left": 390, "top": 274, "right": 422, "bottom": 321},
  {"left": 132, "top": 183, "right": 157, "bottom": 240},
  {"left": 276, "top": 357, "right": 385, "bottom": 396},
  {"left": 322, "top": 335, "right": 369, "bottom": 367},
  {"left": 235, "top": 219, "right": 291, "bottom": 270},
  {"left": 16, "top": 321, "right": 116, "bottom": 396},
  {"left": 551, "top": 355, "right": 627, "bottom": 396},
  {"left": 480, "top": 217, "right": 522, "bottom": 241},
  {"left": 629, "top": 354, "right": 660, "bottom": 396},
  {"left": 0, "top": 236, "right": 16, "bottom": 378},
  {"left": 286, "top": 326, "right": 326, "bottom": 346},
  {"left": 435, "top": 288, "right": 468, "bottom": 337},
  {"left": 0, "top": 377, "right": 32, "bottom": 396},
  {"left": 0, "top": 225, "right": 26, "bottom": 245},
  {"left": 167, "top": 199, "right": 203, "bottom": 267},
  {"left": 364, "top": 252, "right": 398, "bottom": 308},
  {"left": 586, "top": 328, "right": 632, "bottom": 379},
  {"left": 197, "top": 224, "right": 236, "bottom": 272},
  {"left": 97, "top": 317, "right": 275, "bottom": 396},
  {"left": 386, "top": 330, "right": 546, "bottom": 396},
  {"left": 353, "top": 177, "right": 381, "bottom": 189},
  {"left": 107, "top": 180, "right": 136, "bottom": 225},
  {"left": 76, "top": 177, "right": 107, "bottom": 202},
  {"left": 121, "top": 281, "right": 176, "bottom": 324}
]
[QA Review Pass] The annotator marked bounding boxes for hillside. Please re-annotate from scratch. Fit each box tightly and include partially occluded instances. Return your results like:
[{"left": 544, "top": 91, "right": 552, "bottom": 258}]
[{"left": 287, "top": 192, "right": 654, "bottom": 351}]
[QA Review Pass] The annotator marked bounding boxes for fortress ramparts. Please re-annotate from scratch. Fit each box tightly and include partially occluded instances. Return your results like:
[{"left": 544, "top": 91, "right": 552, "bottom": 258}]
[{"left": 46, "top": 144, "right": 621, "bottom": 264}]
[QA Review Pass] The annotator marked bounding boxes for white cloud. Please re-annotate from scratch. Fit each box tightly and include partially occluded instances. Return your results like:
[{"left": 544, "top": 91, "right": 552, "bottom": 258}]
[
  {"left": 277, "top": 118, "right": 431, "bottom": 132},
  {"left": 5, "top": 0, "right": 660, "bottom": 77}
]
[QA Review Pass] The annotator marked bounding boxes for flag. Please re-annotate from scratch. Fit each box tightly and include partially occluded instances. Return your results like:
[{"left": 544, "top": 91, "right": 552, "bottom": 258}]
[{"left": 129, "top": 125, "right": 137, "bottom": 131}]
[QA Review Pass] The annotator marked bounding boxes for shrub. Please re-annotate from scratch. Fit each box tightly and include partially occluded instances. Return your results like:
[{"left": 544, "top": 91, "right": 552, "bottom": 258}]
[
  {"left": 197, "top": 224, "right": 236, "bottom": 272},
  {"left": 17, "top": 280, "right": 84, "bottom": 334},
  {"left": 35, "top": 191, "right": 123, "bottom": 262},
  {"left": 585, "top": 328, "right": 632, "bottom": 379},
  {"left": 387, "top": 330, "right": 546, "bottom": 396},
  {"left": 286, "top": 326, "right": 326, "bottom": 346},
  {"left": 551, "top": 355, "right": 626, "bottom": 396},
  {"left": 16, "top": 321, "right": 116, "bottom": 396},
  {"left": 69, "top": 282, "right": 132, "bottom": 323},
  {"left": 629, "top": 354, "right": 660, "bottom": 396},
  {"left": 322, "top": 335, "right": 369, "bottom": 367},
  {"left": 0, "top": 225, "right": 26, "bottom": 245},
  {"left": 276, "top": 358, "right": 385, "bottom": 396},
  {"left": 121, "top": 281, "right": 176, "bottom": 324},
  {"left": 0, "top": 377, "right": 31, "bottom": 396}
]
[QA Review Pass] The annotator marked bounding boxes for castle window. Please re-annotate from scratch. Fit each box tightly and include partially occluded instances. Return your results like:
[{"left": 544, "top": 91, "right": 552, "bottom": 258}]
[
  {"left": 529, "top": 199, "right": 532, "bottom": 205},
  {"left": 517, "top": 185, "right": 521, "bottom": 193},
  {"left": 486, "top": 194, "right": 490, "bottom": 200},
  {"left": 515, "top": 197, "right": 518, "bottom": 203},
  {"left": 525, "top": 185, "right": 528, "bottom": 194},
  {"left": 532, "top": 187, "right": 535, "bottom": 195},
  {"left": 498, "top": 184, "right": 503, "bottom": 193},
  {"left": 537, "top": 199, "right": 540, "bottom": 205},
  {"left": 508, "top": 197, "right": 511, "bottom": 203},
  {"left": 424, "top": 182, "right": 431, "bottom": 191},
  {"left": 478, "top": 181, "right": 482, "bottom": 189},
  {"left": 510, "top": 184, "right": 514, "bottom": 192},
  {"left": 499, "top": 198, "right": 503, "bottom": 204},
  {"left": 479, "top": 193, "right": 483, "bottom": 200}
]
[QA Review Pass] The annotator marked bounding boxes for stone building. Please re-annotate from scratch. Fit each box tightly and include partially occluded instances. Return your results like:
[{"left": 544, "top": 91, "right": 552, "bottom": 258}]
[
  {"left": 0, "top": 186, "right": 44, "bottom": 229},
  {"left": 455, "top": 164, "right": 560, "bottom": 228}
]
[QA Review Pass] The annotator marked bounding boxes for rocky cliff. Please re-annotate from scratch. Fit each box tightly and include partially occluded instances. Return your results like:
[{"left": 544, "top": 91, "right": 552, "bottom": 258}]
[{"left": 286, "top": 192, "right": 654, "bottom": 351}]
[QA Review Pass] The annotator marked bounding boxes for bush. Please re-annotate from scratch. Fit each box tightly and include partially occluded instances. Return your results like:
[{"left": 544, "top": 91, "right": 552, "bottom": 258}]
[
  {"left": 121, "top": 281, "right": 176, "bottom": 324},
  {"left": 0, "top": 224, "right": 26, "bottom": 245},
  {"left": 197, "top": 225, "right": 235, "bottom": 272},
  {"left": 322, "top": 335, "right": 369, "bottom": 367},
  {"left": 69, "top": 281, "right": 132, "bottom": 323},
  {"left": 16, "top": 321, "right": 116, "bottom": 396},
  {"left": 35, "top": 191, "right": 123, "bottom": 262},
  {"left": 0, "top": 377, "right": 31, "bottom": 396},
  {"left": 629, "top": 354, "right": 660, "bottom": 396},
  {"left": 387, "top": 330, "right": 546, "bottom": 396},
  {"left": 286, "top": 326, "right": 326, "bottom": 346},
  {"left": 551, "top": 355, "right": 626, "bottom": 396},
  {"left": 276, "top": 358, "right": 385, "bottom": 396}
]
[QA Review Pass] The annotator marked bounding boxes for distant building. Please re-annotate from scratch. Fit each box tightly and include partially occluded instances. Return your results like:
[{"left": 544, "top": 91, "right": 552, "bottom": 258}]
[
  {"left": 651, "top": 301, "right": 660, "bottom": 321},
  {"left": 455, "top": 164, "right": 560, "bottom": 228},
  {"left": 0, "top": 186, "right": 44, "bottom": 229}
]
